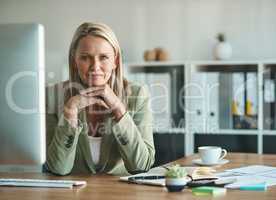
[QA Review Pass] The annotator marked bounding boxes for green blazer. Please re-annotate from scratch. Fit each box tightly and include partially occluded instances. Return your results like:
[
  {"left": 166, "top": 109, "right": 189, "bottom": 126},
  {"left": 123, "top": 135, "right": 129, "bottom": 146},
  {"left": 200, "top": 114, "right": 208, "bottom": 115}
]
[{"left": 45, "top": 81, "right": 155, "bottom": 176}]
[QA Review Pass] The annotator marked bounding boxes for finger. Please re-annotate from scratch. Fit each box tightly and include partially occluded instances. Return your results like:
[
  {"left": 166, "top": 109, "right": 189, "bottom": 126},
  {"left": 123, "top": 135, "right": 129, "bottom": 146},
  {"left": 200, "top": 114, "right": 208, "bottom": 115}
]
[
  {"left": 81, "top": 89, "right": 103, "bottom": 97},
  {"left": 88, "top": 97, "right": 109, "bottom": 108},
  {"left": 79, "top": 86, "right": 105, "bottom": 95},
  {"left": 77, "top": 97, "right": 90, "bottom": 110},
  {"left": 76, "top": 95, "right": 95, "bottom": 110},
  {"left": 76, "top": 97, "right": 102, "bottom": 110}
]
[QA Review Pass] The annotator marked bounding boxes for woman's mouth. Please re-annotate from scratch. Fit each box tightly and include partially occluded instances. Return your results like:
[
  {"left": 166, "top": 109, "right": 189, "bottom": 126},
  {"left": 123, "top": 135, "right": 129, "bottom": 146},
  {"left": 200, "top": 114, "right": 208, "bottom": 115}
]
[{"left": 89, "top": 74, "right": 104, "bottom": 78}]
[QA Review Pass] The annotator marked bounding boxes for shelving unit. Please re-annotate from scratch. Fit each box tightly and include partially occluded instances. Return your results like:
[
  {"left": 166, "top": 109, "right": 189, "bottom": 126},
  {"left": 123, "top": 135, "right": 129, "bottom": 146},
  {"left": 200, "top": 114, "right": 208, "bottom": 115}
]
[
  {"left": 127, "top": 62, "right": 185, "bottom": 131},
  {"left": 126, "top": 61, "right": 276, "bottom": 157}
]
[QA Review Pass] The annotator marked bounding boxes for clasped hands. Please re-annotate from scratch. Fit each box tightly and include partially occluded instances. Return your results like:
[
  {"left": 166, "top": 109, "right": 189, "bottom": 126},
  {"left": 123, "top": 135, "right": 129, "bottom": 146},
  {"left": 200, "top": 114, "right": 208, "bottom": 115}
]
[{"left": 64, "top": 84, "right": 126, "bottom": 127}]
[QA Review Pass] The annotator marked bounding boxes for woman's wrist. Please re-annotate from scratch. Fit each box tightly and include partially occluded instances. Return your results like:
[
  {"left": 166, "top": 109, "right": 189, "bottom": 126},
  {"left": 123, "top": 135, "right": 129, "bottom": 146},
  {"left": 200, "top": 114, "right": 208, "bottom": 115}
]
[
  {"left": 64, "top": 105, "right": 78, "bottom": 117},
  {"left": 64, "top": 101, "right": 79, "bottom": 128},
  {"left": 112, "top": 102, "right": 126, "bottom": 121}
]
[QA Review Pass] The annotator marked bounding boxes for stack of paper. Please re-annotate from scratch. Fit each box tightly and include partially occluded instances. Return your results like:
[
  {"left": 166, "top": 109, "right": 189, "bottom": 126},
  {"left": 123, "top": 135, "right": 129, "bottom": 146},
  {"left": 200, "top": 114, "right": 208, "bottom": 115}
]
[{"left": 216, "top": 165, "right": 276, "bottom": 189}]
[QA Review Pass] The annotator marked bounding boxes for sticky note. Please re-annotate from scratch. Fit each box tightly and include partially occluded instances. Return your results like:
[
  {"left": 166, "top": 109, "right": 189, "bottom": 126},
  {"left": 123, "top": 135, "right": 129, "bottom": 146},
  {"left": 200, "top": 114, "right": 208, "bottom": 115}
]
[{"left": 192, "top": 186, "right": 227, "bottom": 196}]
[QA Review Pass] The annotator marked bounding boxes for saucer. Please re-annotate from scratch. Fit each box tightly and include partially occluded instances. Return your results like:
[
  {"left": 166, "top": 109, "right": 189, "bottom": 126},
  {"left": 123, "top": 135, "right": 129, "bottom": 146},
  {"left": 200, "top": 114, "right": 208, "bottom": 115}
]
[{"left": 192, "top": 158, "right": 229, "bottom": 166}]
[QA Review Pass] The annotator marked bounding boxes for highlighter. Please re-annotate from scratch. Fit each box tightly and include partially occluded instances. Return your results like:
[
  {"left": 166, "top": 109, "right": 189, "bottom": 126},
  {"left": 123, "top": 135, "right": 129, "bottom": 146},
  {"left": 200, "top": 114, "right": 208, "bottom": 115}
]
[{"left": 239, "top": 183, "right": 267, "bottom": 191}]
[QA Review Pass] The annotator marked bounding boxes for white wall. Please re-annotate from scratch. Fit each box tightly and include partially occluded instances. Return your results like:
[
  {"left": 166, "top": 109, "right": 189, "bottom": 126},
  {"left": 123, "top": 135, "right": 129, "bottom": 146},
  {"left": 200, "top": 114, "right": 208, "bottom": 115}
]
[{"left": 1, "top": 0, "right": 276, "bottom": 84}]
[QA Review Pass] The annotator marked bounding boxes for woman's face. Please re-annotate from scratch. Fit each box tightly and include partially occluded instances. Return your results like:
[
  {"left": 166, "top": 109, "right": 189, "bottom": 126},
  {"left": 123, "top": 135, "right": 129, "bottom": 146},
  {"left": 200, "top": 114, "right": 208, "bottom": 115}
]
[{"left": 74, "top": 35, "right": 117, "bottom": 87}]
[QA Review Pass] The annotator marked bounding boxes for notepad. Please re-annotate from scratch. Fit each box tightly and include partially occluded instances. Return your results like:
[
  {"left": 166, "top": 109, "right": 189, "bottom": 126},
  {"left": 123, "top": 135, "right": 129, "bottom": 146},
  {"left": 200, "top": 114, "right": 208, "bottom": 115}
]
[
  {"left": 119, "top": 166, "right": 217, "bottom": 187},
  {"left": 187, "top": 167, "right": 218, "bottom": 180}
]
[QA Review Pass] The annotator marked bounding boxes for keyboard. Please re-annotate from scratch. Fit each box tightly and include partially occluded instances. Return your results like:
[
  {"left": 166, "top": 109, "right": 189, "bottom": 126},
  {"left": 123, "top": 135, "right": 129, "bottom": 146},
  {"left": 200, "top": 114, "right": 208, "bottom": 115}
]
[{"left": 0, "top": 178, "right": 87, "bottom": 188}]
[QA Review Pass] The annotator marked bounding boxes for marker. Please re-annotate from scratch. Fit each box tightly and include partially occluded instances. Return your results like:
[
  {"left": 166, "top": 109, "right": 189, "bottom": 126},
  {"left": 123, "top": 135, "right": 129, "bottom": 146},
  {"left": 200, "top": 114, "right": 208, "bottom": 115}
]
[{"left": 239, "top": 183, "right": 267, "bottom": 191}]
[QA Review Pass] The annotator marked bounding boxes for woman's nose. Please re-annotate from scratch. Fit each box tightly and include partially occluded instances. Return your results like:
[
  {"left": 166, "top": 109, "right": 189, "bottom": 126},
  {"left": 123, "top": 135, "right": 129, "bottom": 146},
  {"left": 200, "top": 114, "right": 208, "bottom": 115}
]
[{"left": 89, "top": 59, "right": 101, "bottom": 71}]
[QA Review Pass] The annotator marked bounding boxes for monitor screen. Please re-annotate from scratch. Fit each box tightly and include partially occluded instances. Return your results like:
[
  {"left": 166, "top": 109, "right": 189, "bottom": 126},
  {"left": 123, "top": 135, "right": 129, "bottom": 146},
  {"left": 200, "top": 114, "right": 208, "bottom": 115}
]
[{"left": 0, "top": 23, "right": 46, "bottom": 172}]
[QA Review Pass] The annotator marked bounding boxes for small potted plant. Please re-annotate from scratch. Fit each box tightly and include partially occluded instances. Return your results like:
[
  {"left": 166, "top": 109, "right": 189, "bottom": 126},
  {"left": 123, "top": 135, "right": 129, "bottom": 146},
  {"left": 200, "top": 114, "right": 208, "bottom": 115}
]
[
  {"left": 165, "top": 164, "right": 188, "bottom": 192},
  {"left": 213, "top": 33, "right": 232, "bottom": 60}
]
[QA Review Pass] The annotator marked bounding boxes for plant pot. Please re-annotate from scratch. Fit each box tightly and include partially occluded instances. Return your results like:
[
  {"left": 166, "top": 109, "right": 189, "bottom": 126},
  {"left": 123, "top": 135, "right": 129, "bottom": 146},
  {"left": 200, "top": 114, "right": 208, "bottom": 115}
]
[
  {"left": 165, "top": 177, "right": 188, "bottom": 192},
  {"left": 214, "top": 42, "right": 232, "bottom": 60}
]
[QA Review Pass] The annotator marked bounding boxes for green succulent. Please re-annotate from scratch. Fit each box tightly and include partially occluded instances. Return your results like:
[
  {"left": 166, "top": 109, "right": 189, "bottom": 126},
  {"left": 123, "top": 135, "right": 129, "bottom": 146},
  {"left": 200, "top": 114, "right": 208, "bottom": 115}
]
[
  {"left": 165, "top": 164, "right": 187, "bottom": 178},
  {"left": 217, "top": 33, "right": 225, "bottom": 42}
]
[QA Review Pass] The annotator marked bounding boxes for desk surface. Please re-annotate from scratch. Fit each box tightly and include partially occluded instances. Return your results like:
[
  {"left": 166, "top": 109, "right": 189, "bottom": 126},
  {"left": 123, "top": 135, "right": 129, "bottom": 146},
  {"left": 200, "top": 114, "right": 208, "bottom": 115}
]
[{"left": 1, "top": 153, "right": 276, "bottom": 200}]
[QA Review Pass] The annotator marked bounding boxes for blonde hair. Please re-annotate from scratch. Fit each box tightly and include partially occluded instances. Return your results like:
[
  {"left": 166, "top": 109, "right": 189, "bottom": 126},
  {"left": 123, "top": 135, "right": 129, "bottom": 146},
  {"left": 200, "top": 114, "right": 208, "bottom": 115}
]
[{"left": 68, "top": 22, "right": 128, "bottom": 106}]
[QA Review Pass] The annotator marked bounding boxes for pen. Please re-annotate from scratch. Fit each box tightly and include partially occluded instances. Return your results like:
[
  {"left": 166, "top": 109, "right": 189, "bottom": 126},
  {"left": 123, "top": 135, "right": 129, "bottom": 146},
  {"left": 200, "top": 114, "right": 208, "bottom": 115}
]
[{"left": 128, "top": 176, "right": 165, "bottom": 181}]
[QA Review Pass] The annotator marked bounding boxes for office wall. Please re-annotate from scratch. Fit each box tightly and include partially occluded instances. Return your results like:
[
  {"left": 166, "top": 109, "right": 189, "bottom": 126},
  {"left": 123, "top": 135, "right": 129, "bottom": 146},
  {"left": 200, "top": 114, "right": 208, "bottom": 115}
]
[{"left": 0, "top": 0, "right": 276, "bottom": 84}]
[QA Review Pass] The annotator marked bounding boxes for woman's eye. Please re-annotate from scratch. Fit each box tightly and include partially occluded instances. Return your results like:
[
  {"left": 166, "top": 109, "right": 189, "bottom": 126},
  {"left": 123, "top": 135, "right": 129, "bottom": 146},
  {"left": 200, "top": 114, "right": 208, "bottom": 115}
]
[
  {"left": 80, "top": 55, "right": 88, "bottom": 61},
  {"left": 100, "top": 55, "right": 109, "bottom": 61}
]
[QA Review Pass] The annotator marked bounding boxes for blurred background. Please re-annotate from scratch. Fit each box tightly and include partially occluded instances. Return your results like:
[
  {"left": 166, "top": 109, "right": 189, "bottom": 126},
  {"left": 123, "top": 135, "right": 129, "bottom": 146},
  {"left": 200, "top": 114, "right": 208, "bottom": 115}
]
[{"left": 1, "top": 0, "right": 276, "bottom": 84}]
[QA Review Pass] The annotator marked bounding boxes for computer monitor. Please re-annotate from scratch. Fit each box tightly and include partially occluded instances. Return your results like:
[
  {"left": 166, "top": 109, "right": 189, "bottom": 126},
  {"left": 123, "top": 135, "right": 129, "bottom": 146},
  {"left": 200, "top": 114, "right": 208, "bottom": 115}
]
[{"left": 0, "top": 23, "right": 46, "bottom": 172}]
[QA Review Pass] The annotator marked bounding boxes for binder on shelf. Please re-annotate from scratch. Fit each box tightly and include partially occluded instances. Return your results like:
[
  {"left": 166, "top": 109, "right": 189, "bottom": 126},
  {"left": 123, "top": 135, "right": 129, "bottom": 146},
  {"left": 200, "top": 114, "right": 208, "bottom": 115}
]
[
  {"left": 188, "top": 71, "right": 207, "bottom": 133},
  {"left": 245, "top": 73, "right": 258, "bottom": 116},
  {"left": 244, "top": 72, "right": 258, "bottom": 129},
  {"left": 232, "top": 73, "right": 245, "bottom": 129},
  {"left": 145, "top": 73, "right": 171, "bottom": 131},
  {"left": 219, "top": 73, "right": 232, "bottom": 129},
  {"left": 264, "top": 79, "right": 275, "bottom": 103},
  {"left": 263, "top": 69, "right": 276, "bottom": 130},
  {"left": 206, "top": 73, "right": 219, "bottom": 132}
]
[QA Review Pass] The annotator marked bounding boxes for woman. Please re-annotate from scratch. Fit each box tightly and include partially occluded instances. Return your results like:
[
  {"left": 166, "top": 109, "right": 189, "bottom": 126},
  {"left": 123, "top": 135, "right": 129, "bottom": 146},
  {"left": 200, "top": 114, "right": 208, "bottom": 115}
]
[{"left": 46, "top": 22, "right": 155, "bottom": 175}]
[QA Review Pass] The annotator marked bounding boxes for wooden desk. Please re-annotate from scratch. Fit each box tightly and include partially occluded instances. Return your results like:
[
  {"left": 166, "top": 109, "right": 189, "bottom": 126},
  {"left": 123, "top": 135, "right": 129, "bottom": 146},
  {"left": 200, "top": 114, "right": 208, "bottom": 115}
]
[{"left": 1, "top": 153, "right": 276, "bottom": 200}]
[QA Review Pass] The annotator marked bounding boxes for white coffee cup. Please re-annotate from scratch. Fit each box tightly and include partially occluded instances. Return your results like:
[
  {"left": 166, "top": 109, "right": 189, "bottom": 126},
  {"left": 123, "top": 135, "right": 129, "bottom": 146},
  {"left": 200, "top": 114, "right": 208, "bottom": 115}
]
[{"left": 198, "top": 146, "right": 227, "bottom": 165}]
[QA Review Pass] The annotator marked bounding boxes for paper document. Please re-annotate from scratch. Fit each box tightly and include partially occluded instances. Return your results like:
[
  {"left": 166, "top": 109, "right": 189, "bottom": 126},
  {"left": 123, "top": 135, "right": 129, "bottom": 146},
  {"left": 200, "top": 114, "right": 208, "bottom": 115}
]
[
  {"left": 216, "top": 165, "right": 276, "bottom": 189},
  {"left": 225, "top": 165, "right": 276, "bottom": 175}
]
